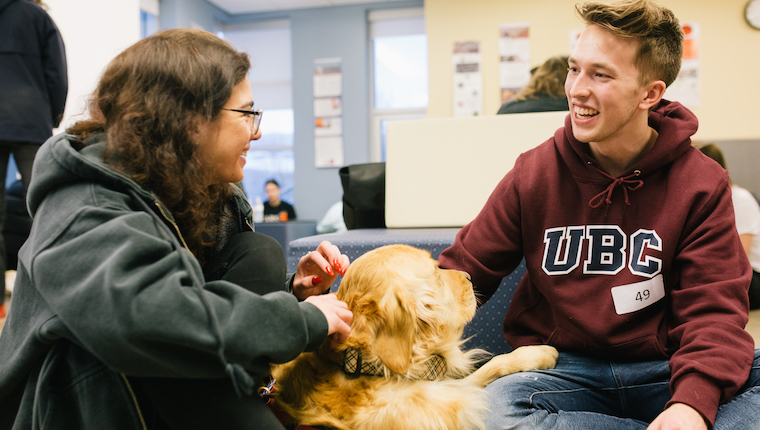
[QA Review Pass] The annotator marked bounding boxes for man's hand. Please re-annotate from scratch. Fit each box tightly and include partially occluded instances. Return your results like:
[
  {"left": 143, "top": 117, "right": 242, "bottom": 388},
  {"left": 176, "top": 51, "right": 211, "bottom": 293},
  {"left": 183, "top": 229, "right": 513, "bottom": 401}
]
[{"left": 647, "top": 403, "right": 708, "bottom": 430}]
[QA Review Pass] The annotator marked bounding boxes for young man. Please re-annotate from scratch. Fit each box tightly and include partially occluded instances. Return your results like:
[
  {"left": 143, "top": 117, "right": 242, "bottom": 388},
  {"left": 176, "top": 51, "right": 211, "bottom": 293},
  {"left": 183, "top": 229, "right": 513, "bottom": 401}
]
[
  {"left": 439, "top": 1, "right": 760, "bottom": 429},
  {"left": 263, "top": 179, "right": 297, "bottom": 222}
]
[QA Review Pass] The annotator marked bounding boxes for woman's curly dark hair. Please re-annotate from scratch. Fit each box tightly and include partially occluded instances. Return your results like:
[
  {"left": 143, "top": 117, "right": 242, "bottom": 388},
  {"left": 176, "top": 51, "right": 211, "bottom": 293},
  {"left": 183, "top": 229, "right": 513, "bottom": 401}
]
[{"left": 67, "top": 29, "right": 250, "bottom": 263}]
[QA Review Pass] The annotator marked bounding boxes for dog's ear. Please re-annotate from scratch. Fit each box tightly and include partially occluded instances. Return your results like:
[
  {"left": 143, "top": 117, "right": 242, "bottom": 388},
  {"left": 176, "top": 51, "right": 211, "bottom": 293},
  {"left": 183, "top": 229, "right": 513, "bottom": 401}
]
[{"left": 372, "top": 286, "right": 416, "bottom": 375}]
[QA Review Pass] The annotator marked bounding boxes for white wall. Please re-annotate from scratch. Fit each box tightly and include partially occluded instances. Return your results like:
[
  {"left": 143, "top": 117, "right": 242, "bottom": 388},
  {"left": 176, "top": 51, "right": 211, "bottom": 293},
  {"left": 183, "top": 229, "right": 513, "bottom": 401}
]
[
  {"left": 46, "top": 0, "right": 141, "bottom": 133},
  {"left": 221, "top": 20, "right": 293, "bottom": 110}
]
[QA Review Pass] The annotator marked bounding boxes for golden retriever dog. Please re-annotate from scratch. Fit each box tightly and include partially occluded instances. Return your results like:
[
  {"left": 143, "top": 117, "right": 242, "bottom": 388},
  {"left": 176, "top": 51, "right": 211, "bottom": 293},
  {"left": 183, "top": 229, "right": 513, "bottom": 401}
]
[{"left": 271, "top": 244, "right": 558, "bottom": 430}]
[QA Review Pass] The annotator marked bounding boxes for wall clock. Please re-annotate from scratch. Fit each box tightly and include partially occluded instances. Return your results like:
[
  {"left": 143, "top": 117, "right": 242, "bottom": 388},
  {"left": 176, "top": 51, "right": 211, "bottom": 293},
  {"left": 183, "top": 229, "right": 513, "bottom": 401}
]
[{"left": 746, "top": 0, "right": 760, "bottom": 30}]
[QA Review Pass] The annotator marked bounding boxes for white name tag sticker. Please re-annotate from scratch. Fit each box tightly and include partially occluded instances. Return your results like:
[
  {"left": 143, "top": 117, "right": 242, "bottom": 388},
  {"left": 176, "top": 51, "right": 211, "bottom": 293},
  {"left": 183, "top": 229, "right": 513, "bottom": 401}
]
[{"left": 610, "top": 274, "right": 665, "bottom": 315}]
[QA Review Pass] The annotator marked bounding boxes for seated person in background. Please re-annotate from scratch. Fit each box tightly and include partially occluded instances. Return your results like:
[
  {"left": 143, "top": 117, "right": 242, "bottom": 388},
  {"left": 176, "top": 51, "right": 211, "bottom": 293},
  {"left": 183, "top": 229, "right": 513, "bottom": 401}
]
[
  {"left": 497, "top": 55, "right": 569, "bottom": 114},
  {"left": 317, "top": 201, "right": 347, "bottom": 234},
  {"left": 440, "top": 1, "right": 759, "bottom": 429},
  {"left": 698, "top": 142, "right": 760, "bottom": 309},
  {"left": 264, "top": 178, "right": 297, "bottom": 221}
]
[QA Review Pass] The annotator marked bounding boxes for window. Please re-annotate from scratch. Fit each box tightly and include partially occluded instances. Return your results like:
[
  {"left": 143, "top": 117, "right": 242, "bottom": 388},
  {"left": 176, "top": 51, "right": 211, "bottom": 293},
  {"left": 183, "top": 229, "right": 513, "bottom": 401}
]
[
  {"left": 369, "top": 8, "right": 428, "bottom": 162},
  {"left": 140, "top": 0, "right": 158, "bottom": 39},
  {"left": 220, "top": 20, "right": 295, "bottom": 205},
  {"left": 244, "top": 109, "right": 295, "bottom": 205}
]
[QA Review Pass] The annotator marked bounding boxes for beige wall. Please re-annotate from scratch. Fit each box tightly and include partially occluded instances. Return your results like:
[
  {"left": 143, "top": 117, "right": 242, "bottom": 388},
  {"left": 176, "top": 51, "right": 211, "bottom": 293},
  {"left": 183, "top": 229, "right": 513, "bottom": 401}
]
[{"left": 425, "top": 0, "right": 760, "bottom": 141}]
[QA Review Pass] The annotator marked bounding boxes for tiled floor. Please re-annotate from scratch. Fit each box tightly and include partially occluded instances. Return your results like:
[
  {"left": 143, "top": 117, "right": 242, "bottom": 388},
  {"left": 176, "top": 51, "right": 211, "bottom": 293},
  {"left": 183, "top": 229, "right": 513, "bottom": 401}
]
[{"left": 3, "top": 288, "right": 760, "bottom": 347}]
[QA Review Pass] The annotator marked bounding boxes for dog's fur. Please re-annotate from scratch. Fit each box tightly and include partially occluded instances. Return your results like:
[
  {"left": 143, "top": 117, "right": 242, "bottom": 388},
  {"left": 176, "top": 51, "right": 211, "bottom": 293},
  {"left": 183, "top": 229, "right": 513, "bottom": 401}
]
[{"left": 271, "top": 244, "right": 558, "bottom": 430}]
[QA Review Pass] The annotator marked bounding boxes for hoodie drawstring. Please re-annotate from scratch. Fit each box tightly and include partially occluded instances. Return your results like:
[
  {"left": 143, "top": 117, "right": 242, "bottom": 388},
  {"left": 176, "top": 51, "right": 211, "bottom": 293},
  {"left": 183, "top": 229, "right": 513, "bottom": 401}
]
[{"left": 588, "top": 167, "right": 643, "bottom": 208}]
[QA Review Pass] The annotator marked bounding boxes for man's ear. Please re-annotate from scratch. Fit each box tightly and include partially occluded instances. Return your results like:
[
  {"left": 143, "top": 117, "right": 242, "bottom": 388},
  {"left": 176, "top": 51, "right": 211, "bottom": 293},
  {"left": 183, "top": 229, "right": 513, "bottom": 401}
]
[{"left": 639, "top": 80, "right": 667, "bottom": 111}]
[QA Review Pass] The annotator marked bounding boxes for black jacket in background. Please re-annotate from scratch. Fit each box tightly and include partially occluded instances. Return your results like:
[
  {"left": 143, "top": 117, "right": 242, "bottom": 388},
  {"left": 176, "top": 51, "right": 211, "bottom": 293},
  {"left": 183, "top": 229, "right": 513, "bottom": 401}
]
[
  {"left": 497, "top": 93, "right": 568, "bottom": 115},
  {"left": 0, "top": 0, "right": 67, "bottom": 144}
]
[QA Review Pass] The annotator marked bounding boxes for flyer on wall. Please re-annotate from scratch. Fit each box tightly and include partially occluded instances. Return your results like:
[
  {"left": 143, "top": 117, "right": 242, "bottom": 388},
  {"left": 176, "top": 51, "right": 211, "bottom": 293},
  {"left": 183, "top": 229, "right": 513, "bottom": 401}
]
[
  {"left": 498, "top": 23, "right": 531, "bottom": 104},
  {"left": 664, "top": 22, "right": 700, "bottom": 108},
  {"left": 452, "top": 41, "right": 483, "bottom": 117},
  {"left": 314, "top": 136, "right": 344, "bottom": 168},
  {"left": 313, "top": 57, "right": 345, "bottom": 168}
]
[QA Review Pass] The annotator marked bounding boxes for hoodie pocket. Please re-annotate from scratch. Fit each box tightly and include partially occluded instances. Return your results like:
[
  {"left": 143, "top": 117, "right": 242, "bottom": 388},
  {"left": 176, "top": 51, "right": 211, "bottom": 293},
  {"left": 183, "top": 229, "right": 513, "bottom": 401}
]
[{"left": 547, "top": 325, "right": 668, "bottom": 360}]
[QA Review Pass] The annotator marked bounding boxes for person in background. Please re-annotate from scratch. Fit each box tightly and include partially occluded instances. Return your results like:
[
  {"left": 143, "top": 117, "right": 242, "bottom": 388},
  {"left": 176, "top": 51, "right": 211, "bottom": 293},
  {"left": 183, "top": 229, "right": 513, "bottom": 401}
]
[
  {"left": 496, "top": 55, "right": 569, "bottom": 114},
  {"left": 317, "top": 201, "right": 347, "bottom": 234},
  {"left": 264, "top": 178, "right": 297, "bottom": 222},
  {"left": 699, "top": 142, "right": 760, "bottom": 309},
  {"left": 0, "top": 0, "right": 67, "bottom": 318},
  {"left": 0, "top": 29, "right": 352, "bottom": 429},
  {"left": 440, "top": 1, "right": 759, "bottom": 429}
]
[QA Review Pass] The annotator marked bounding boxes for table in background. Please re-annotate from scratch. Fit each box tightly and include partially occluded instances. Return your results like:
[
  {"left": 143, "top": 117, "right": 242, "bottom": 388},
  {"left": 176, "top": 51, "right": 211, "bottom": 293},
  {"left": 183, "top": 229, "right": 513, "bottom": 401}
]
[{"left": 254, "top": 220, "right": 317, "bottom": 260}]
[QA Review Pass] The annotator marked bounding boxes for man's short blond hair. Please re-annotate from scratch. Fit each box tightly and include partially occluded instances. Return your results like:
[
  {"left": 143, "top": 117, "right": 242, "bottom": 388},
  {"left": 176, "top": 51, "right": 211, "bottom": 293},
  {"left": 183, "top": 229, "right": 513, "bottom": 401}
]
[{"left": 577, "top": 0, "right": 683, "bottom": 87}]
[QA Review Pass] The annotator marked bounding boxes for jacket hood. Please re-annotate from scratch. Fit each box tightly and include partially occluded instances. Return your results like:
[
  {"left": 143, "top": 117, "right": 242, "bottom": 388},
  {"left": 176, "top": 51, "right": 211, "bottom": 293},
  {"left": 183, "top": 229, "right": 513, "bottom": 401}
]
[
  {"left": 0, "top": 0, "right": 19, "bottom": 14},
  {"left": 28, "top": 133, "right": 157, "bottom": 217},
  {"left": 26, "top": 132, "right": 262, "bottom": 397},
  {"left": 554, "top": 99, "right": 698, "bottom": 207}
]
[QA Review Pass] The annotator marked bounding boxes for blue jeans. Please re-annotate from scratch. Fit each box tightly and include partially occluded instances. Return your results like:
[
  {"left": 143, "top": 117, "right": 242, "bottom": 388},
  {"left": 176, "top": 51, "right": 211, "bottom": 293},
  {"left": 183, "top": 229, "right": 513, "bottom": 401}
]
[{"left": 485, "top": 349, "right": 760, "bottom": 429}]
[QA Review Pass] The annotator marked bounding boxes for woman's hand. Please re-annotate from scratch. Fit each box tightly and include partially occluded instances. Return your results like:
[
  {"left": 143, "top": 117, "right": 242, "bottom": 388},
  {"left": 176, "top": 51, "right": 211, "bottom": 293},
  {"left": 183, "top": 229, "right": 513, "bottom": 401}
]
[
  {"left": 292, "top": 241, "right": 349, "bottom": 300},
  {"left": 304, "top": 293, "right": 352, "bottom": 346}
]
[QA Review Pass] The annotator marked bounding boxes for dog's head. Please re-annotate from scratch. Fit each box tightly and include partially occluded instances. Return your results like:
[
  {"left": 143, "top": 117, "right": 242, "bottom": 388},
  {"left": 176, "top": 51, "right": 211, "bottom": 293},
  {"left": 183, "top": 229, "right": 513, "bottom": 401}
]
[{"left": 334, "top": 244, "right": 476, "bottom": 376}]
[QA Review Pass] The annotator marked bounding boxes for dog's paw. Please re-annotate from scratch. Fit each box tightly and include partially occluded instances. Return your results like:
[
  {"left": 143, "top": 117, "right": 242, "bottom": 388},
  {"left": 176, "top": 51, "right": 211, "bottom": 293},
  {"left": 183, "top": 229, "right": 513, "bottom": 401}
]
[
  {"left": 508, "top": 345, "right": 559, "bottom": 371},
  {"left": 467, "top": 345, "right": 558, "bottom": 387}
]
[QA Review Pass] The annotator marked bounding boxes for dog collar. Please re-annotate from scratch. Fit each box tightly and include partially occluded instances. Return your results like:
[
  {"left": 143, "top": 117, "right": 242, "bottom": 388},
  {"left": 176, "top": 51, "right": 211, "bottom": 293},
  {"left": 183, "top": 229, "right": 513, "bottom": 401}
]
[{"left": 340, "top": 347, "right": 447, "bottom": 381}]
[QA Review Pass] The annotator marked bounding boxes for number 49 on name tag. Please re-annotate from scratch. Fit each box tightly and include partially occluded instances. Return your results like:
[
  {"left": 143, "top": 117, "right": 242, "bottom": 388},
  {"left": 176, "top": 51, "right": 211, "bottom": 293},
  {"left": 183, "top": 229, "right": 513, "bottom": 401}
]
[{"left": 610, "top": 274, "right": 665, "bottom": 315}]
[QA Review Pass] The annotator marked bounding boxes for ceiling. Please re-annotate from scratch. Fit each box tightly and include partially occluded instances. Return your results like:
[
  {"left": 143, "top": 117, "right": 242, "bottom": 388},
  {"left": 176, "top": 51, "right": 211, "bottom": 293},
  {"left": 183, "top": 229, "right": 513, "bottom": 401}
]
[{"left": 209, "top": 0, "right": 400, "bottom": 15}]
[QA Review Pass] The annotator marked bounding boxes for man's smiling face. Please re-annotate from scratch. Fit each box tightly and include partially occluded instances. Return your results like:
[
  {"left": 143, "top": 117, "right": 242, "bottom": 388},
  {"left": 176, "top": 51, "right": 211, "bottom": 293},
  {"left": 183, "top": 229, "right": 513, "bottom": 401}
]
[{"left": 565, "top": 24, "right": 647, "bottom": 147}]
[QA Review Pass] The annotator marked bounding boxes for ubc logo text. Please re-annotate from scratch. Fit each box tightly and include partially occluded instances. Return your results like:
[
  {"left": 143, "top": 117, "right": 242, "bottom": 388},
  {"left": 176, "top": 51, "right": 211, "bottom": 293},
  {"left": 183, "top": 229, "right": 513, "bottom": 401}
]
[{"left": 542, "top": 226, "right": 662, "bottom": 278}]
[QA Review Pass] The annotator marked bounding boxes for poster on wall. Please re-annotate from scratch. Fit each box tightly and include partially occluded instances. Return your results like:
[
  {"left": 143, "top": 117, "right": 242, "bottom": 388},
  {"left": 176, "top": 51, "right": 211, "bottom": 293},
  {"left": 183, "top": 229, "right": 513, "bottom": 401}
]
[
  {"left": 498, "top": 23, "right": 531, "bottom": 104},
  {"left": 313, "top": 58, "right": 345, "bottom": 168},
  {"left": 314, "top": 136, "right": 344, "bottom": 168},
  {"left": 664, "top": 22, "right": 700, "bottom": 108},
  {"left": 452, "top": 41, "right": 483, "bottom": 117},
  {"left": 314, "top": 96, "right": 342, "bottom": 117},
  {"left": 314, "top": 116, "right": 342, "bottom": 137}
]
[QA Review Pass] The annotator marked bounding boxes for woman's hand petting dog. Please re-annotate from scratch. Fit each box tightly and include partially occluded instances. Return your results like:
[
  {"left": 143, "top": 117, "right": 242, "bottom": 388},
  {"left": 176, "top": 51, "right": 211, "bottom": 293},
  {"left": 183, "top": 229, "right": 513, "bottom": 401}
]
[
  {"left": 293, "top": 240, "right": 350, "bottom": 300},
  {"left": 305, "top": 293, "right": 353, "bottom": 347}
]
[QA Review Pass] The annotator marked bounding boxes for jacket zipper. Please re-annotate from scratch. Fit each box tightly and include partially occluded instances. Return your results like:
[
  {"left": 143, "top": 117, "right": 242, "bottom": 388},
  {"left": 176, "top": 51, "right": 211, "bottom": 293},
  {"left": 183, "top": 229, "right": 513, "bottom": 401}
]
[
  {"left": 115, "top": 202, "right": 189, "bottom": 428},
  {"left": 120, "top": 373, "right": 148, "bottom": 430},
  {"left": 154, "top": 202, "right": 192, "bottom": 252}
]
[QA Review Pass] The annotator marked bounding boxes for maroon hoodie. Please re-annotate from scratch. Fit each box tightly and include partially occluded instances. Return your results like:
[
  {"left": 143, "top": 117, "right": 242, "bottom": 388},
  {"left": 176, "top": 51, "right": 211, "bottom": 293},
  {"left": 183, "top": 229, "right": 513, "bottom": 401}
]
[{"left": 439, "top": 100, "right": 754, "bottom": 425}]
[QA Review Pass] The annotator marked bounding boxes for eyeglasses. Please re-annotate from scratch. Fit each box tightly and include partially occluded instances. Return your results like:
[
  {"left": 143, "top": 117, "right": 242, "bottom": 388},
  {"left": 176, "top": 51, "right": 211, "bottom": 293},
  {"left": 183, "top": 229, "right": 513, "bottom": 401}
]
[{"left": 222, "top": 108, "right": 263, "bottom": 134}]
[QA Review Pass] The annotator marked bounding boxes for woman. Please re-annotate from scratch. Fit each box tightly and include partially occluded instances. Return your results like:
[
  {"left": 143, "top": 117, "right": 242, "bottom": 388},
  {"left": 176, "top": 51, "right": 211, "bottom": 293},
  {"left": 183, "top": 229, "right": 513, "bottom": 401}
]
[
  {"left": 496, "top": 55, "right": 569, "bottom": 114},
  {"left": 0, "top": 29, "right": 351, "bottom": 429}
]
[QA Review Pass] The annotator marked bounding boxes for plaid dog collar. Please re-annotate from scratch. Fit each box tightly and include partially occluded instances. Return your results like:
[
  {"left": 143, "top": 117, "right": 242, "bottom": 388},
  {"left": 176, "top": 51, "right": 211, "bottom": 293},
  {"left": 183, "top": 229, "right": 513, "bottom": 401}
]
[{"left": 341, "top": 347, "right": 446, "bottom": 381}]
